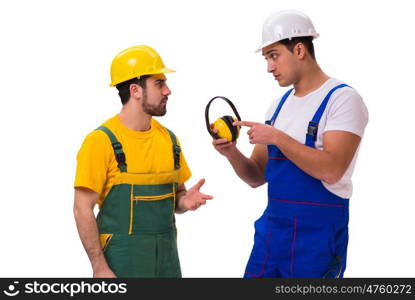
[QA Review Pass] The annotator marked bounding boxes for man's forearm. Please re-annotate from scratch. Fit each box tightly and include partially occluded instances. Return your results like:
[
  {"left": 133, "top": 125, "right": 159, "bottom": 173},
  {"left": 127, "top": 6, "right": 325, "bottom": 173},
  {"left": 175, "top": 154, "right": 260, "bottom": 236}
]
[
  {"left": 74, "top": 208, "right": 110, "bottom": 274},
  {"left": 225, "top": 148, "right": 265, "bottom": 188},
  {"left": 272, "top": 131, "right": 340, "bottom": 184},
  {"left": 175, "top": 189, "right": 187, "bottom": 214}
]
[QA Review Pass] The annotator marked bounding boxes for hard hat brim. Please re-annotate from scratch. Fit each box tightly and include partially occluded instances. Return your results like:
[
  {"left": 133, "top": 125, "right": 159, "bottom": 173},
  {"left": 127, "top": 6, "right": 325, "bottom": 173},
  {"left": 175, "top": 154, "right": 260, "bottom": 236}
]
[
  {"left": 109, "top": 67, "right": 175, "bottom": 87},
  {"left": 255, "top": 33, "right": 319, "bottom": 53}
]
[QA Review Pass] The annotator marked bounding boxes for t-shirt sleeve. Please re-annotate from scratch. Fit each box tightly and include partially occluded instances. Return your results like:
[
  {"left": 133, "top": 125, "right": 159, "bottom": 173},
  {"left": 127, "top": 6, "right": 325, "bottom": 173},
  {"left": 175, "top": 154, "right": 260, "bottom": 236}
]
[
  {"left": 324, "top": 88, "right": 369, "bottom": 137},
  {"left": 176, "top": 138, "right": 192, "bottom": 184},
  {"left": 74, "top": 130, "right": 111, "bottom": 194}
]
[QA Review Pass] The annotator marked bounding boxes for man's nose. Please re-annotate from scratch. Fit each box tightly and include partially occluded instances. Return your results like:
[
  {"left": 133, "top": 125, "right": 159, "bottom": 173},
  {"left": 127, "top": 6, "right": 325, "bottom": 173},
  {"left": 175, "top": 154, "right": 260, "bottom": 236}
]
[
  {"left": 163, "top": 84, "right": 171, "bottom": 96},
  {"left": 267, "top": 60, "right": 276, "bottom": 73}
]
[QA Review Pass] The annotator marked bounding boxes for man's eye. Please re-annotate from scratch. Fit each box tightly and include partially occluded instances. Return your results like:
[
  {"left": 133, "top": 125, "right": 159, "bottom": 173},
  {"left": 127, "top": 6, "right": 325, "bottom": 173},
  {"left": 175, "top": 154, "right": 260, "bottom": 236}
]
[{"left": 271, "top": 53, "right": 278, "bottom": 60}]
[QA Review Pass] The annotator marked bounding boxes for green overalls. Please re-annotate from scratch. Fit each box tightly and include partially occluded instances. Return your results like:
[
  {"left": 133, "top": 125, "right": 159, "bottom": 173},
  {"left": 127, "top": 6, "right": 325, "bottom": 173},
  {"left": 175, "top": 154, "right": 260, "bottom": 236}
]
[{"left": 96, "top": 126, "right": 182, "bottom": 277}]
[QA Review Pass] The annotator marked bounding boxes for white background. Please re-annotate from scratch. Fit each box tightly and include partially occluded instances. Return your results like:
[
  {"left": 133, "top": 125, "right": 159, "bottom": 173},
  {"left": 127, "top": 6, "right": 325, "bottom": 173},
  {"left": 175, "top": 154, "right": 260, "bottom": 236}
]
[{"left": 0, "top": 0, "right": 414, "bottom": 277}]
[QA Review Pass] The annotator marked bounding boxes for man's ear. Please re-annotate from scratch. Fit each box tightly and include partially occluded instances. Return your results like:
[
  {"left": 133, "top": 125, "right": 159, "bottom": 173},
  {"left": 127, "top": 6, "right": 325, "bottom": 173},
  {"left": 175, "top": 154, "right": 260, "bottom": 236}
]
[
  {"left": 129, "top": 83, "right": 142, "bottom": 99},
  {"left": 295, "top": 43, "right": 306, "bottom": 60}
]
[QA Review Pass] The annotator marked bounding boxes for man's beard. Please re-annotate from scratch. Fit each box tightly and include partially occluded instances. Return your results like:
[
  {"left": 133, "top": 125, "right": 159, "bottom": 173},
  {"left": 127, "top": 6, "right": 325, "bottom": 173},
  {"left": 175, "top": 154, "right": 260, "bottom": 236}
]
[{"left": 142, "top": 90, "right": 167, "bottom": 116}]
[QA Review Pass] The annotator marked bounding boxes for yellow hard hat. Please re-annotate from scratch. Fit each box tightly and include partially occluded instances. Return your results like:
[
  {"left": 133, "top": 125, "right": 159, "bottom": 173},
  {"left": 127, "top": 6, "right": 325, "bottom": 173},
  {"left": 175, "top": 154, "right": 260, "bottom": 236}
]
[{"left": 109, "top": 45, "right": 175, "bottom": 86}]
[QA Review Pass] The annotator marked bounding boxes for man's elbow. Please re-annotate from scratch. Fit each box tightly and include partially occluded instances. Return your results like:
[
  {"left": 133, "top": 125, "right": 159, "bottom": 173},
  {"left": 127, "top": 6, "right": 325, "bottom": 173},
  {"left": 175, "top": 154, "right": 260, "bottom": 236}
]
[
  {"left": 73, "top": 199, "right": 94, "bottom": 221},
  {"left": 73, "top": 204, "right": 84, "bottom": 220},
  {"left": 321, "top": 169, "right": 345, "bottom": 185},
  {"left": 247, "top": 179, "right": 266, "bottom": 188}
]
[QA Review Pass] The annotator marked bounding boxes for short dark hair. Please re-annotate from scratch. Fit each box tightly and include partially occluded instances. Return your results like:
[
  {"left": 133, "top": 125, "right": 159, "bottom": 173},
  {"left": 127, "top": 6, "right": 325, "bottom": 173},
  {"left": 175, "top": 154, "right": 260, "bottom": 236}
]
[
  {"left": 115, "top": 75, "right": 151, "bottom": 105},
  {"left": 279, "top": 36, "right": 315, "bottom": 60}
]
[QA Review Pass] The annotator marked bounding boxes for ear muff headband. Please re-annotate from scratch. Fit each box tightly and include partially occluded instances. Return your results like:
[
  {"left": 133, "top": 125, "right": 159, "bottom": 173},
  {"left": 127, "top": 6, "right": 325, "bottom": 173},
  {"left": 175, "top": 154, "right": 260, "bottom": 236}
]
[{"left": 205, "top": 96, "right": 242, "bottom": 139}]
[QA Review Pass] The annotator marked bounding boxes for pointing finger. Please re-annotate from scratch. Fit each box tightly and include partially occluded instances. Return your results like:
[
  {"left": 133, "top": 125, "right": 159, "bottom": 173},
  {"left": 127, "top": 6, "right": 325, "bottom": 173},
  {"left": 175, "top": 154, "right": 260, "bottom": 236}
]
[{"left": 233, "top": 121, "right": 257, "bottom": 127}]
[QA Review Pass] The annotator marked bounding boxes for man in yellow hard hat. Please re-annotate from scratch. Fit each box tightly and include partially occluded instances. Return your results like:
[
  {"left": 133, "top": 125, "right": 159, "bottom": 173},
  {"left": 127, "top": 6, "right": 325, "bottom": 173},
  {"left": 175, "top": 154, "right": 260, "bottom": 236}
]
[
  {"left": 212, "top": 10, "right": 368, "bottom": 277},
  {"left": 73, "top": 45, "right": 213, "bottom": 277}
]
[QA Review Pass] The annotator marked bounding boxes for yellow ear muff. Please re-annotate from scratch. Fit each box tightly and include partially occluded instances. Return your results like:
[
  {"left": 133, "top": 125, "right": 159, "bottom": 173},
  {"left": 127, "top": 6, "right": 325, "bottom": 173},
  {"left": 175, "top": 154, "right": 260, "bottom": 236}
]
[
  {"left": 205, "top": 96, "right": 242, "bottom": 142},
  {"left": 217, "top": 115, "right": 239, "bottom": 142},
  {"left": 213, "top": 116, "right": 239, "bottom": 142}
]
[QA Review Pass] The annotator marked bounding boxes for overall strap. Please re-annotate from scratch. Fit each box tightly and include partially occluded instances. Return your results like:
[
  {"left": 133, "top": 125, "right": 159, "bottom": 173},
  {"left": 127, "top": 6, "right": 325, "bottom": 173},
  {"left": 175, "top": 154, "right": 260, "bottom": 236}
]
[
  {"left": 266, "top": 88, "right": 294, "bottom": 126},
  {"left": 305, "top": 84, "right": 350, "bottom": 147},
  {"left": 96, "top": 126, "right": 127, "bottom": 172},
  {"left": 165, "top": 128, "right": 181, "bottom": 170}
]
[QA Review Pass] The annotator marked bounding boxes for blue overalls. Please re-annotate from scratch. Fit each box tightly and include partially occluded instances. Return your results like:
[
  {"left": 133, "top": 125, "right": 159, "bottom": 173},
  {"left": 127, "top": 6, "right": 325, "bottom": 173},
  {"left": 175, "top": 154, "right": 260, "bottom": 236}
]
[{"left": 244, "top": 84, "right": 350, "bottom": 278}]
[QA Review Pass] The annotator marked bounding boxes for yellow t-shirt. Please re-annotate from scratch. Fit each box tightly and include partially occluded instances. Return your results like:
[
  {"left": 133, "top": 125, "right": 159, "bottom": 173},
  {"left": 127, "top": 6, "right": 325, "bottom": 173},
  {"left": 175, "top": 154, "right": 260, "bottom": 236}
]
[{"left": 74, "top": 114, "right": 192, "bottom": 207}]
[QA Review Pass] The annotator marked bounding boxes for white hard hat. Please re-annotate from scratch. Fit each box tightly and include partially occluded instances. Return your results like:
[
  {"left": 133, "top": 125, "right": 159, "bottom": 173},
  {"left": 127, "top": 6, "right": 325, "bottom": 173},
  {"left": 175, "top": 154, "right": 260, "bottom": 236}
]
[{"left": 256, "top": 9, "right": 319, "bottom": 52}]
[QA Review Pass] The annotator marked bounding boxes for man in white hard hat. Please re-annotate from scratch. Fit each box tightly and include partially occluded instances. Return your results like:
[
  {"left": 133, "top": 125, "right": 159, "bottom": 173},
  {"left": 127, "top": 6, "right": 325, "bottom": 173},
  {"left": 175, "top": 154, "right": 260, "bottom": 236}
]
[{"left": 212, "top": 10, "right": 368, "bottom": 277}]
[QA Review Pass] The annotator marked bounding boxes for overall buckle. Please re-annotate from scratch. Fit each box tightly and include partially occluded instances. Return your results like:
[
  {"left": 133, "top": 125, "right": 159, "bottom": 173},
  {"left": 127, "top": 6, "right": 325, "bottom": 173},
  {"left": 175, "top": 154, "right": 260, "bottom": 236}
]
[
  {"left": 307, "top": 121, "right": 319, "bottom": 141},
  {"left": 112, "top": 142, "right": 122, "bottom": 150},
  {"left": 173, "top": 144, "right": 181, "bottom": 169}
]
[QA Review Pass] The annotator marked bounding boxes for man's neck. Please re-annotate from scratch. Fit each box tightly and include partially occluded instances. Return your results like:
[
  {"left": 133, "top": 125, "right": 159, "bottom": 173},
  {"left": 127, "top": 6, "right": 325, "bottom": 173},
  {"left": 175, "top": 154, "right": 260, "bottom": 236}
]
[
  {"left": 119, "top": 105, "right": 152, "bottom": 131},
  {"left": 293, "top": 63, "right": 330, "bottom": 97}
]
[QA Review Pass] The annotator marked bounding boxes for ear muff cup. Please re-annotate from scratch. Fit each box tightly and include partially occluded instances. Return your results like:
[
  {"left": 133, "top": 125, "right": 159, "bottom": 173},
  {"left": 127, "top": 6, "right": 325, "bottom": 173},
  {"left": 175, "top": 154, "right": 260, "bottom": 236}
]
[
  {"left": 221, "top": 115, "right": 239, "bottom": 141},
  {"left": 213, "top": 118, "right": 233, "bottom": 142}
]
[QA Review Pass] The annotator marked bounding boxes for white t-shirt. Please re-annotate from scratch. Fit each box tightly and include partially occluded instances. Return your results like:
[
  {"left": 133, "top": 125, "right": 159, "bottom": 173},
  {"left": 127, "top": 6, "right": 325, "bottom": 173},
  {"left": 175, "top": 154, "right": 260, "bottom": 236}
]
[{"left": 265, "top": 78, "right": 369, "bottom": 199}]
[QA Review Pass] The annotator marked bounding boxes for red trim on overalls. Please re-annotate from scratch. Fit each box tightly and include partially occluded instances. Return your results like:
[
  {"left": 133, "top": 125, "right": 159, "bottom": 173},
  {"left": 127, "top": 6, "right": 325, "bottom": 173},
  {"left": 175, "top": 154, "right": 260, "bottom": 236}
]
[
  {"left": 290, "top": 217, "right": 298, "bottom": 277},
  {"left": 270, "top": 198, "right": 344, "bottom": 208},
  {"left": 244, "top": 227, "right": 273, "bottom": 278}
]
